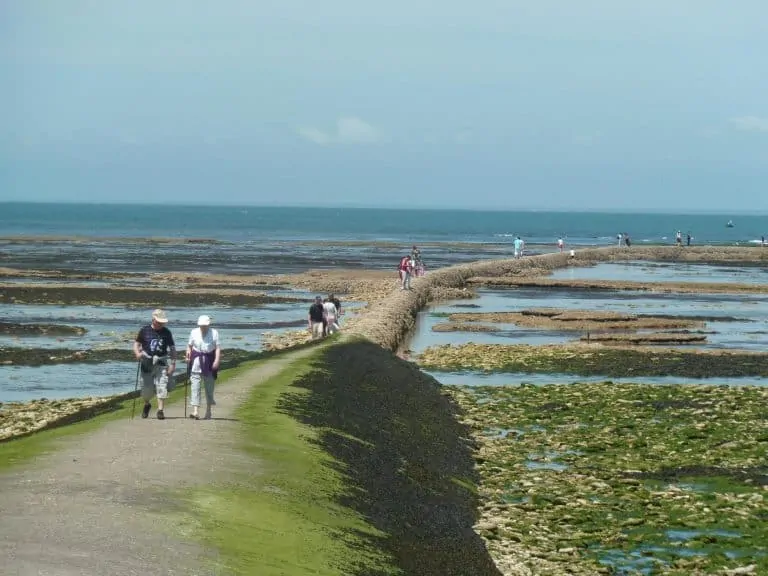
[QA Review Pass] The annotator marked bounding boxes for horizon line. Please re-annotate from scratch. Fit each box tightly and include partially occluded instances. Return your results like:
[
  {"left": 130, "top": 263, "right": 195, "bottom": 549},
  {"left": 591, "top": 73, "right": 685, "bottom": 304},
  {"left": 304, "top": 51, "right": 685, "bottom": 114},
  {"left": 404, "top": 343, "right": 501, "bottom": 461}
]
[{"left": 1, "top": 200, "right": 766, "bottom": 217}]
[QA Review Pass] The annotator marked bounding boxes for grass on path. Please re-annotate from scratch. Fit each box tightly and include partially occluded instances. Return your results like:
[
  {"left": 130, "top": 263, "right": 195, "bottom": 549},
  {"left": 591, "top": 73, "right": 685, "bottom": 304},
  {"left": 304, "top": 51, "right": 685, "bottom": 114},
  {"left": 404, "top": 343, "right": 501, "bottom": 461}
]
[{"left": 180, "top": 347, "right": 401, "bottom": 576}]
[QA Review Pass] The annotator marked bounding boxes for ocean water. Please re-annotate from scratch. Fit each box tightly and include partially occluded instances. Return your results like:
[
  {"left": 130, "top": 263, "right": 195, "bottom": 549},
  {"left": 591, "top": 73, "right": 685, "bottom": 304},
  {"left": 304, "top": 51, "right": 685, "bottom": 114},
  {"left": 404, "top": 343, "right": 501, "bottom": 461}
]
[{"left": 1, "top": 202, "right": 765, "bottom": 246}]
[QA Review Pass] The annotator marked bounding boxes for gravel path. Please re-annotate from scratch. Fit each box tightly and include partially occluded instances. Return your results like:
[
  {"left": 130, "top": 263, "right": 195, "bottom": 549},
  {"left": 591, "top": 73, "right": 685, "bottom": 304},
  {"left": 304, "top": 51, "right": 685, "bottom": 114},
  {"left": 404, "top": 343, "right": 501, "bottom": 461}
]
[{"left": 0, "top": 348, "right": 313, "bottom": 576}]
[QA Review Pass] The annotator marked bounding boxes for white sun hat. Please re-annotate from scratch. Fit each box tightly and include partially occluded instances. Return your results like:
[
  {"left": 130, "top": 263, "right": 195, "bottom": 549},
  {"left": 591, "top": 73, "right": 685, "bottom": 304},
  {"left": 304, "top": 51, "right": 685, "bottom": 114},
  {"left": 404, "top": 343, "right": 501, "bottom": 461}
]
[{"left": 197, "top": 315, "right": 212, "bottom": 326}]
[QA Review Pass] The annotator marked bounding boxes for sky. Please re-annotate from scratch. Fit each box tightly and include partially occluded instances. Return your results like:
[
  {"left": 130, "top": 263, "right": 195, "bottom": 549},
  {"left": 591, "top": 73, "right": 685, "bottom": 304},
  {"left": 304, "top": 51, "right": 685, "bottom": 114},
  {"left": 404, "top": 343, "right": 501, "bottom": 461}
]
[{"left": 2, "top": 1, "right": 768, "bottom": 212}]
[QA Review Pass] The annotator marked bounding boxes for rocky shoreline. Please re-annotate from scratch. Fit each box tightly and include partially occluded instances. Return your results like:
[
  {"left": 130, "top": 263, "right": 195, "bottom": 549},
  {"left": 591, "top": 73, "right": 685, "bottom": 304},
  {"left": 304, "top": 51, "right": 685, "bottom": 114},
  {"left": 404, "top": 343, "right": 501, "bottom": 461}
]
[{"left": 0, "top": 394, "right": 137, "bottom": 442}]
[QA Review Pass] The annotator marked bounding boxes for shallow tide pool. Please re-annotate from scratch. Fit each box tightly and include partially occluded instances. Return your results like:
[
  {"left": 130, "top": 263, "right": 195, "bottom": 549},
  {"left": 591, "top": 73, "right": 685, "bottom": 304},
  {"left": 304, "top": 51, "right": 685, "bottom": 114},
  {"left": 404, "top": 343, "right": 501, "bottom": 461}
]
[
  {"left": 408, "top": 286, "right": 768, "bottom": 352},
  {"left": 550, "top": 260, "right": 768, "bottom": 285},
  {"left": 424, "top": 370, "right": 766, "bottom": 388}
]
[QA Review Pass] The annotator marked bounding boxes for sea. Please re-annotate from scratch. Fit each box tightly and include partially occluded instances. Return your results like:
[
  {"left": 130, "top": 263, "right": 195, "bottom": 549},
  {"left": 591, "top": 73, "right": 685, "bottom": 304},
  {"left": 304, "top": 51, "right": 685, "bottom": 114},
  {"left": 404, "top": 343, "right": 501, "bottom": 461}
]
[{"left": 1, "top": 203, "right": 765, "bottom": 244}]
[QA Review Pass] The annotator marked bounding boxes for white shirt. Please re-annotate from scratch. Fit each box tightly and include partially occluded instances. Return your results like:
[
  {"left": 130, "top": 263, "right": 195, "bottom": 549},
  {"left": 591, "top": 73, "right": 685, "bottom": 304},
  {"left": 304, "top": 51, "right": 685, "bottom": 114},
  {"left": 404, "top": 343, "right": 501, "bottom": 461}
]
[
  {"left": 323, "top": 301, "right": 337, "bottom": 319},
  {"left": 188, "top": 327, "right": 220, "bottom": 373}
]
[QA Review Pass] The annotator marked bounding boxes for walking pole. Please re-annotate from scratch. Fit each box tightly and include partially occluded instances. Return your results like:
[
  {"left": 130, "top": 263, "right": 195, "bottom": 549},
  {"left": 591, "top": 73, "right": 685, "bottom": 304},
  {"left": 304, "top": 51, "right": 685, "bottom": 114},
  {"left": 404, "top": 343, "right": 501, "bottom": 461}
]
[
  {"left": 184, "top": 361, "right": 189, "bottom": 419},
  {"left": 131, "top": 360, "right": 140, "bottom": 420}
]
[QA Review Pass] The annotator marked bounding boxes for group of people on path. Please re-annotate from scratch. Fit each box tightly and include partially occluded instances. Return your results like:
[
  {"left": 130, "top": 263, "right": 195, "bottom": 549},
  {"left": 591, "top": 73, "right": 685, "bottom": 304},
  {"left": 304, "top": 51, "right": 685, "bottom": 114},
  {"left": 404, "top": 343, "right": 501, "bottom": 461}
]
[
  {"left": 132, "top": 308, "right": 221, "bottom": 421},
  {"left": 398, "top": 246, "right": 425, "bottom": 290},
  {"left": 307, "top": 294, "right": 343, "bottom": 340},
  {"left": 675, "top": 230, "right": 693, "bottom": 247},
  {"left": 616, "top": 233, "right": 632, "bottom": 248}
]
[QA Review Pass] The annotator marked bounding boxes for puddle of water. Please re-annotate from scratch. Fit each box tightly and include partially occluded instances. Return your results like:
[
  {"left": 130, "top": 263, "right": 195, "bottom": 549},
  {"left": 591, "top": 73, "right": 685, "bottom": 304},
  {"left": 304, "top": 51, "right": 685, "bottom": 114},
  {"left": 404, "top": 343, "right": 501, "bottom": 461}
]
[
  {"left": 551, "top": 261, "right": 768, "bottom": 285},
  {"left": 410, "top": 285, "right": 768, "bottom": 352},
  {"left": 666, "top": 529, "right": 741, "bottom": 542},
  {"left": 524, "top": 460, "right": 568, "bottom": 471},
  {"left": 599, "top": 548, "right": 662, "bottom": 575},
  {"left": 525, "top": 451, "right": 571, "bottom": 471},
  {"left": 483, "top": 427, "right": 517, "bottom": 439},
  {"left": 426, "top": 370, "right": 767, "bottom": 388},
  {"left": 502, "top": 494, "right": 531, "bottom": 504}
]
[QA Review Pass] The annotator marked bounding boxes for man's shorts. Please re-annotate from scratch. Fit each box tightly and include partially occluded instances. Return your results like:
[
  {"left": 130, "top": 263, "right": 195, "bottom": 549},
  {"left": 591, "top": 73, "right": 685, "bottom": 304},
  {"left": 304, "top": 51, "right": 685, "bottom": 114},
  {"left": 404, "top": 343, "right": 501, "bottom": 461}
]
[
  {"left": 141, "top": 366, "right": 170, "bottom": 400},
  {"left": 311, "top": 321, "right": 324, "bottom": 339}
]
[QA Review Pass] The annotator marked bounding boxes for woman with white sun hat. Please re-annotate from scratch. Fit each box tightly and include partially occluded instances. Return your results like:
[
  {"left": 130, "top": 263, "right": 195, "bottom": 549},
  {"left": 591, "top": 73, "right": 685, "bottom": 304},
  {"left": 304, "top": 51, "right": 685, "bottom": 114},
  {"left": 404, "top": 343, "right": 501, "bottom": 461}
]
[{"left": 185, "top": 314, "right": 221, "bottom": 420}]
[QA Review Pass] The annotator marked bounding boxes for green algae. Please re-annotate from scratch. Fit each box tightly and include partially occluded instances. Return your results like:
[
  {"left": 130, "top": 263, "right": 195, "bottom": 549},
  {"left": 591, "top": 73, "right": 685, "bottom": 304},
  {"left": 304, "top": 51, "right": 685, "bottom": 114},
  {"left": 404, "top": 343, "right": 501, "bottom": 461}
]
[
  {"left": 419, "top": 343, "right": 768, "bottom": 378},
  {"left": 448, "top": 382, "right": 768, "bottom": 575}
]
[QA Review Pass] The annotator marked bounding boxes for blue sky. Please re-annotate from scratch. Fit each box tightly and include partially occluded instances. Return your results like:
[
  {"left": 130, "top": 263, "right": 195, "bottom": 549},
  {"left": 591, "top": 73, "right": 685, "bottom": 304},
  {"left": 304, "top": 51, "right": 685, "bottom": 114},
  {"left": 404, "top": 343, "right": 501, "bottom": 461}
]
[{"left": 2, "top": 1, "right": 767, "bottom": 211}]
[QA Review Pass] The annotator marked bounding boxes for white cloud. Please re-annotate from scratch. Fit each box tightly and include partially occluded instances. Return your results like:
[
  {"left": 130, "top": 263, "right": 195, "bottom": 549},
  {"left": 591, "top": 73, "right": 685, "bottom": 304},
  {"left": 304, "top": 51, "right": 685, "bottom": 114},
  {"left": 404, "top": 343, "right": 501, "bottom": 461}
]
[
  {"left": 336, "top": 117, "right": 379, "bottom": 143},
  {"left": 297, "top": 117, "right": 379, "bottom": 145},
  {"left": 730, "top": 116, "right": 768, "bottom": 133},
  {"left": 296, "top": 126, "right": 332, "bottom": 145}
]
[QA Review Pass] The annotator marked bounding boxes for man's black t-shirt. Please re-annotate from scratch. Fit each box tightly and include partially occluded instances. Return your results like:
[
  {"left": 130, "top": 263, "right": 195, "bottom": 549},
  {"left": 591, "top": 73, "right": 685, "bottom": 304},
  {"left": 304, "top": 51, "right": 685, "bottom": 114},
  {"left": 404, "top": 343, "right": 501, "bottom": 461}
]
[
  {"left": 309, "top": 303, "right": 324, "bottom": 323},
  {"left": 136, "top": 325, "right": 175, "bottom": 357}
]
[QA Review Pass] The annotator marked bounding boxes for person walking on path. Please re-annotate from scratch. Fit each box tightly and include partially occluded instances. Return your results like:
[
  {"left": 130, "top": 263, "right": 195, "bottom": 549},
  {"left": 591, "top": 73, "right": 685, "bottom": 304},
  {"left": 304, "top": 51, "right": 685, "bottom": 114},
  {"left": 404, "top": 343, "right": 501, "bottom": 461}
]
[
  {"left": 686, "top": 233, "right": 692, "bottom": 247},
  {"left": 624, "top": 233, "right": 631, "bottom": 248},
  {"left": 401, "top": 254, "right": 415, "bottom": 290},
  {"left": 308, "top": 296, "right": 325, "bottom": 339},
  {"left": 617, "top": 233, "right": 623, "bottom": 247},
  {"left": 513, "top": 236, "right": 523, "bottom": 258},
  {"left": 557, "top": 237, "right": 564, "bottom": 252},
  {"left": 411, "top": 245, "right": 425, "bottom": 277},
  {"left": 323, "top": 297, "right": 339, "bottom": 335},
  {"left": 329, "top": 293, "right": 343, "bottom": 329},
  {"left": 676, "top": 230, "right": 682, "bottom": 246},
  {"left": 185, "top": 314, "right": 221, "bottom": 420},
  {"left": 398, "top": 254, "right": 410, "bottom": 285},
  {"left": 133, "top": 309, "right": 176, "bottom": 420}
]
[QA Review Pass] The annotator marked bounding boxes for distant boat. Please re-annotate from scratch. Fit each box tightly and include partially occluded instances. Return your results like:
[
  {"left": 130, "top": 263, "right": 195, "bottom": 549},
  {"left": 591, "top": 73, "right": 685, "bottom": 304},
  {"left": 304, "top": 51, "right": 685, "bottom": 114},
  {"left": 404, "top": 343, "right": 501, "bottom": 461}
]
[{"left": 726, "top": 220, "right": 734, "bottom": 228}]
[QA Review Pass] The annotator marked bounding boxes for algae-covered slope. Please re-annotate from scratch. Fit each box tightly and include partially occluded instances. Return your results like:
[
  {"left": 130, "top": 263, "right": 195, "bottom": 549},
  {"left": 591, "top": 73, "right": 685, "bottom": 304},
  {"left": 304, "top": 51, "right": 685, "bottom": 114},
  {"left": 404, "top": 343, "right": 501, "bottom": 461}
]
[{"left": 277, "top": 339, "right": 501, "bottom": 576}]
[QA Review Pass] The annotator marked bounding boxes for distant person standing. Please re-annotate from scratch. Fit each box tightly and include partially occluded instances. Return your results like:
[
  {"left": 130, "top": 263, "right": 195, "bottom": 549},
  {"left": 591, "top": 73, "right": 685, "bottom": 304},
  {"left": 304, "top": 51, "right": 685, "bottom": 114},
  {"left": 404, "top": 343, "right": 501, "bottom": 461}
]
[
  {"left": 514, "top": 236, "right": 523, "bottom": 258},
  {"left": 133, "top": 309, "right": 176, "bottom": 420},
  {"left": 676, "top": 230, "right": 682, "bottom": 246},
  {"left": 308, "top": 296, "right": 325, "bottom": 339},
  {"left": 557, "top": 237, "right": 564, "bottom": 253},
  {"left": 617, "top": 233, "right": 623, "bottom": 247},
  {"left": 762, "top": 235, "right": 765, "bottom": 247},
  {"left": 686, "top": 233, "right": 692, "bottom": 247},
  {"left": 186, "top": 314, "right": 220, "bottom": 420},
  {"left": 624, "top": 234, "right": 631, "bottom": 248}
]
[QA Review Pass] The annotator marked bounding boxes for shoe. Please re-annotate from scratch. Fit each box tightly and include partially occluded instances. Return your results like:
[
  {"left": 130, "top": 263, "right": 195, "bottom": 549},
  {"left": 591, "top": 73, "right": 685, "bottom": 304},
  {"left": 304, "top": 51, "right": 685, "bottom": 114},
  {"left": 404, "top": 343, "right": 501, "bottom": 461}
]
[
  {"left": 157, "top": 410, "right": 165, "bottom": 420},
  {"left": 189, "top": 413, "right": 199, "bottom": 420},
  {"left": 142, "top": 403, "right": 151, "bottom": 419},
  {"left": 204, "top": 407, "right": 212, "bottom": 420}
]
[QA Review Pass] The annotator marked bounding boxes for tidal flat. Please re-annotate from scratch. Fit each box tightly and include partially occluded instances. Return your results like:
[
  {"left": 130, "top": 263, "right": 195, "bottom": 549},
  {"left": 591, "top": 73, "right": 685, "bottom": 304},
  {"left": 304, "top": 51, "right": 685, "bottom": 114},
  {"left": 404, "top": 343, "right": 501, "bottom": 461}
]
[{"left": 447, "top": 382, "right": 768, "bottom": 575}]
